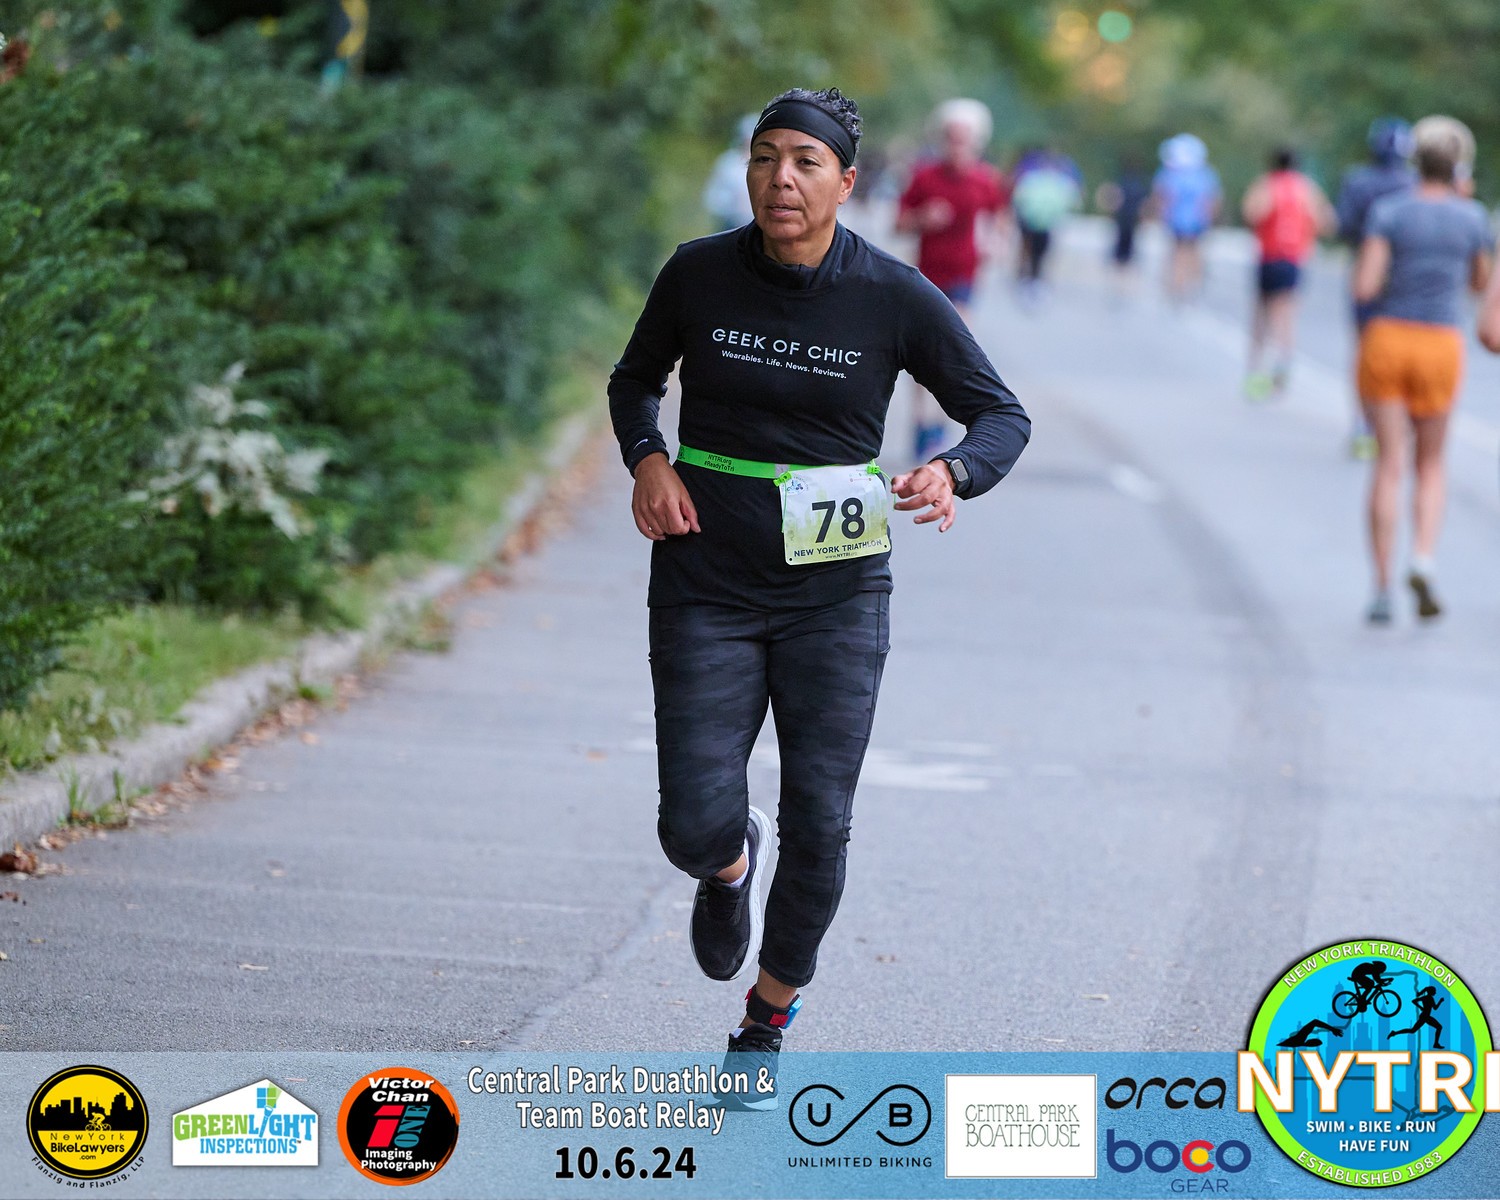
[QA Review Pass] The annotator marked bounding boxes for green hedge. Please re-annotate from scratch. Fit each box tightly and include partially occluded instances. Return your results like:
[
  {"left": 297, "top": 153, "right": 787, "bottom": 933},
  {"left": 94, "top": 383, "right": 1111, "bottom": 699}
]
[{"left": 0, "top": 9, "right": 659, "bottom": 711}]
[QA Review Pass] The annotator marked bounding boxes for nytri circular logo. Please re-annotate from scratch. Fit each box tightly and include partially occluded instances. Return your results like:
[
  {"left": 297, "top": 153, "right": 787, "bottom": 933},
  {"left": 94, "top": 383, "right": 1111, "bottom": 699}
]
[
  {"left": 27, "top": 1064, "right": 149, "bottom": 1181},
  {"left": 338, "top": 1069, "right": 460, "bottom": 1185},
  {"left": 1242, "top": 938, "right": 1493, "bottom": 1188}
]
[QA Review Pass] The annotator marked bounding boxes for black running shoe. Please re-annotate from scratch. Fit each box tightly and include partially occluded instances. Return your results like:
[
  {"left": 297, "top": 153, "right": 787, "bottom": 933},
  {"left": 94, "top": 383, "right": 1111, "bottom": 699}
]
[
  {"left": 689, "top": 805, "right": 771, "bottom": 982},
  {"left": 713, "top": 1021, "right": 782, "bottom": 1111},
  {"left": 1408, "top": 570, "right": 1442, "bottom": 620}
]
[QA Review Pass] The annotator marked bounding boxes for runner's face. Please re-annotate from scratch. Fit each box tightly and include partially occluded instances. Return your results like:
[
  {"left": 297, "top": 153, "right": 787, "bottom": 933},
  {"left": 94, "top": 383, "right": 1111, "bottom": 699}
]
[
  {"left": 943, "top": 121, "right": 979, "bottom": 166},
  {"left": 748, "top": 127, "right": 855, "bottom": 249}
]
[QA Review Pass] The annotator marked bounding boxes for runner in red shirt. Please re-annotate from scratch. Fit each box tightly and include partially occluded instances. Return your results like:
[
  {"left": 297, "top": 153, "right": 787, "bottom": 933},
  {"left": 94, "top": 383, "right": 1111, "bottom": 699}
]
[
  {"left": 1241, "top": 147, "right": 1335, "bottom": 399},
  {"left": 897, "top": 99, "right": 1007, "bottom": 462}
]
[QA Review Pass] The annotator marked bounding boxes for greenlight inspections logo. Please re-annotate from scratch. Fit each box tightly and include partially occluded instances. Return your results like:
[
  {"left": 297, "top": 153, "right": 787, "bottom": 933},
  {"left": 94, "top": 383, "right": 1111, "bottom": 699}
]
[
  {"left": 173, "top": 1079, "right": 318, "bottom": 1166},
  {"left": 1239, "top": 938, "right": 1494, "bottom": 1187}
]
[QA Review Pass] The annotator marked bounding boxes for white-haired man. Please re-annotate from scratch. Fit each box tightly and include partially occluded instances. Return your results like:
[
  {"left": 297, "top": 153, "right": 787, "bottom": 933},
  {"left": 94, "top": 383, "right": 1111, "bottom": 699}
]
[{"left": 896, "top": 99, "right": 1007, "bottom": 463}]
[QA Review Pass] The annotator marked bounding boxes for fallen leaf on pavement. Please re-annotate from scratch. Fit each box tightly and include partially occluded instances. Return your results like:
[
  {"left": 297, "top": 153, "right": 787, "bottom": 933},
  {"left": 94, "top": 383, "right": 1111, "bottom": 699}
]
[
  {"left": 0, "top": 951, "right": 8, "bottom": 960},
  {"left": 1, "top": 891, "right": 20, "bottom": 903},
  {"left": 0, "top": 846, "right": 38, "bottom": 874}
]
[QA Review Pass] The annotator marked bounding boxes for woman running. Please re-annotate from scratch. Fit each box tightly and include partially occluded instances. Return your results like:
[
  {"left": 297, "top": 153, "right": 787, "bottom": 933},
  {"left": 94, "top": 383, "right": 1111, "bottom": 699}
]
[
  {"left": 1241, "top": 146, "right": 1335, "bottom": 399},
  {"left": 1353, "top": 116, "right": 1491, "bottom": 623},
  {"left": 609, "top": 86, "right": 1030, "bottom": 1105}
]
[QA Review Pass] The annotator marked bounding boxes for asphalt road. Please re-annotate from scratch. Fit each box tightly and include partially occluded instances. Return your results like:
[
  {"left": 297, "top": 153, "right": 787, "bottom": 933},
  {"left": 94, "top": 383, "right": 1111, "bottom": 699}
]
[{"left": 3, "top": 212, "right": 1498, "bottom": 1062}]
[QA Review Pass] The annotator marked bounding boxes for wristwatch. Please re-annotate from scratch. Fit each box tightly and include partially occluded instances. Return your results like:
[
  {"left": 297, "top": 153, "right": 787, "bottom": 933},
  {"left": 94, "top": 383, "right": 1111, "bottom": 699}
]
[{"left": 937, "top": 456, "right": 969, "bottom": 492}]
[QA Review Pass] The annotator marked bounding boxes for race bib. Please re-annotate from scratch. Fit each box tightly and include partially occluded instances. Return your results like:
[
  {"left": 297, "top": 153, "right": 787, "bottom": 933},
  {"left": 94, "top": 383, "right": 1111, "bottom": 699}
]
[{"left": 777, "top": 462, "right": 891, "bottom": 565}]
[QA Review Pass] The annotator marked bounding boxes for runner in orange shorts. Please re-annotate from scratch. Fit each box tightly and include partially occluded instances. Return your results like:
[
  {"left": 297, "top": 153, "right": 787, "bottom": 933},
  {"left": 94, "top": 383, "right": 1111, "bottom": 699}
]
[{"left": 1352, "top": 116, "right": 1492, "bottom": 623}]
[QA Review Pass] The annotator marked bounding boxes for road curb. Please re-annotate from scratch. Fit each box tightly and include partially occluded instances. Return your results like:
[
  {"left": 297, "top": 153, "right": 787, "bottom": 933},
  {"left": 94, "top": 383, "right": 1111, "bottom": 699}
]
[{"left": 0, "top": 411, "right": 602, "bottom": 851}]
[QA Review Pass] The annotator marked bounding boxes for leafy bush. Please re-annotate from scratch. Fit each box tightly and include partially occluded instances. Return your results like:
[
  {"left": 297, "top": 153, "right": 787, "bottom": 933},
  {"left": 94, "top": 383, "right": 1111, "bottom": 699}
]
[{"left": 0, "top": 71, "right": 162, "bottom": 711}]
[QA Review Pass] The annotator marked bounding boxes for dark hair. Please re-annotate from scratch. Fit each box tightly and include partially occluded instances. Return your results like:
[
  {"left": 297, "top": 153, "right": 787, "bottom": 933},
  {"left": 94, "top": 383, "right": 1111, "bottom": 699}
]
[
  {"left": 763, "top": 87, "right": 862, "bottom": 152},
  {"left": 1271, "top": 146, "right": 1297, "bottom": 171},
  {"left": 1415, "top": 143, "right": 1458, "bottom": 183}
]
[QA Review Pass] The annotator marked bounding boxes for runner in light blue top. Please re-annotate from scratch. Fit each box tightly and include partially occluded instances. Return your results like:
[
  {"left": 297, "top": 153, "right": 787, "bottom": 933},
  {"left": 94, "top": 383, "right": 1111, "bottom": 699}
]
[{"left": 1152, "top": 133, "right": 1221, "bottom": 302}]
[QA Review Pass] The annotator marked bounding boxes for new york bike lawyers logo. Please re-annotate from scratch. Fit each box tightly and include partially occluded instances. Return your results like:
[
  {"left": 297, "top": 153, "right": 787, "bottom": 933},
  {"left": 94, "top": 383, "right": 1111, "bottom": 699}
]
[
  {"left": 27, "top": 1064, "right": 149, "bottom": 1183},
  {"left": 1240, "top": 938, "right": 1495, "bottom": 1187},
  {"left": 338, "top": 1069, "right": 460, "bottom": 1185},
  {"left": 173, "top": 1078, "right": 318, "bottom": 1166}
]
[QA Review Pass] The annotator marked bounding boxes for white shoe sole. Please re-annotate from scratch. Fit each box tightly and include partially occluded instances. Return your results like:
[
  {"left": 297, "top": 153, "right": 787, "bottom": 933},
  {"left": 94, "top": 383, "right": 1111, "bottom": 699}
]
[
  {"left": 736, "top": 805, "right": 773, "bottom": 981},
  {"left": 690, "top": 805, "right": 773, "bottom": 982}
]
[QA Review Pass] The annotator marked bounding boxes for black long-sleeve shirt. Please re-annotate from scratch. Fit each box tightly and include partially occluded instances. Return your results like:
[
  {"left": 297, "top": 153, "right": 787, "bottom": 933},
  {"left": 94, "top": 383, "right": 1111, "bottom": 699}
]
[{"left": 609, "top": 222, "right": 1031, "bottom": 609}]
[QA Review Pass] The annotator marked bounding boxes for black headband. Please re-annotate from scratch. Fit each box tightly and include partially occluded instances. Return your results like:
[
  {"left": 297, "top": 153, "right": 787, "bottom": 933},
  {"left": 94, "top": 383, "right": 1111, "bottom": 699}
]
[{"left": 752, "top": 99, "right": 856, "bottom": 169}]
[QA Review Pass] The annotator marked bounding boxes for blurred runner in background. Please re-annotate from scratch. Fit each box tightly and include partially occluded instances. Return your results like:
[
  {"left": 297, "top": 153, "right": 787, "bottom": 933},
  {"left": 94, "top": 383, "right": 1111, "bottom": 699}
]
[
  {"left": 896, "top": 99, "right": 1007, "bottom": 462},
  {"left": 1010, "top": 146, "right": 1082, "bottom": 306},
  {"left": 1352, "top": 116, "right": 1491, "bottom": 624},
  {"left": 1095, "top": 153, "right": 1151, "bottom": 297},
  {"left": 1337, "top": 118, "right": 1416, "bottom": 458},
  {"left": 1241, "top": 147, "right": 1335, "bottom": 400},
  {"left": 1152, "top": 133, "right": 1221, "bottom": 304},
  {"left": 702, "top": 115, "right": 758, "bottom": 231},
  {"left": 1480, "top": 237, "right": 1500, "bottom": 352}
]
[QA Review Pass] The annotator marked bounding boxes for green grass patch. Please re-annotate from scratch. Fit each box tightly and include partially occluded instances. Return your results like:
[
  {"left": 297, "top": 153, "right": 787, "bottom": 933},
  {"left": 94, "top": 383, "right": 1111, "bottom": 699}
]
[
  {"left": 0, "top": 335, "right": 631, "bottom": 781},
  {"left": 0, "top": 605, "right": 304, "bottom": 775}
]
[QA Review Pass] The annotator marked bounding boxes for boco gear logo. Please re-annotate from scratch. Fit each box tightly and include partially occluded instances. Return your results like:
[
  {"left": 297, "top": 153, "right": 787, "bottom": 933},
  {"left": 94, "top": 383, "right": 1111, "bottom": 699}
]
[
  {"left": 1240, "top": 938, "right": 1496, "bottom": 1188},
  {"left": 788, "top": 1083, "right": 931, "bottom": 1146},
  {"left": 27, "top": 1064, "right": 149, "bottom": 1182},
  {"left": 338, "top": 1069, "right": 460, "bottom": 1185},
  {"left": 1106, "top": 1128, "right": 1251, "bottom": 1176}
]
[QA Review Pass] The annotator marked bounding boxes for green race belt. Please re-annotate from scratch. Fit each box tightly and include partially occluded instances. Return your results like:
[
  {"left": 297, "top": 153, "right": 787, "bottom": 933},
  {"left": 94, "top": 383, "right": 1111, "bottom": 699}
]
[
  {"left": 676, "top": 445, "right": 816, "bottom": 479},
  {"left": 677, "top": 445, "right": 881, "bottom": 485}
]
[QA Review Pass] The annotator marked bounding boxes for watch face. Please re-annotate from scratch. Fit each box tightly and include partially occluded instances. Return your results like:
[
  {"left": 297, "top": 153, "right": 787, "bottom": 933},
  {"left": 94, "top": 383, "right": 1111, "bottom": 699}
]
[{"left": 946, "top": 458, "right": 968, "bottom": 484}]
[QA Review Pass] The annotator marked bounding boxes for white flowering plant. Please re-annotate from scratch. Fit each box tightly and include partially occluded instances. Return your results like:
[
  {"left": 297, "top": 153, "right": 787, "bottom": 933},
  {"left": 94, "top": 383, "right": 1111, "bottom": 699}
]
[{"left": 146, "top": 363, "right": 330, "bottom": 539}]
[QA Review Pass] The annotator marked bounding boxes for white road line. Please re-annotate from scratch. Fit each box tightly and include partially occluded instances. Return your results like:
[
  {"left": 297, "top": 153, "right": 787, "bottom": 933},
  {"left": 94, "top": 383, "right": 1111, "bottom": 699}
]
[{"left": 1107, "top": 463, "right": 1167, "bottom": 504}]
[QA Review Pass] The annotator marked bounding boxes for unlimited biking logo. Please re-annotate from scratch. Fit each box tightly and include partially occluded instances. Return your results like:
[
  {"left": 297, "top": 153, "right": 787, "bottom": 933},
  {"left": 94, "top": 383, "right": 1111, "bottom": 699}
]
[{"left": 1240, "top": 938, "right": 1496, "bottom": 1187}]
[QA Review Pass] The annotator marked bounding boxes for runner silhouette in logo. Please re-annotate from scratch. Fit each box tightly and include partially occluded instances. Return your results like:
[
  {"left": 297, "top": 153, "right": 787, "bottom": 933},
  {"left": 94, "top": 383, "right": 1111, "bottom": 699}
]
[
  {"left": 1279, "top": 1019, "right": 1347, "bottom": 1047},
  {"left": 1333, "top": 960, "right": 1403, "bottom": 1019},
  {"left": 1388, "top": 985, "right": 1444, "bottom": 1049}
]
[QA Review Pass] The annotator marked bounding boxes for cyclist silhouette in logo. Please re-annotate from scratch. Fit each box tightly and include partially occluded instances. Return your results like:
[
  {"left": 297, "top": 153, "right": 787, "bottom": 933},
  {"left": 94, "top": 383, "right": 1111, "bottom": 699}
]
[
  {"left": 1279, "top": 1019, "right": 1347, "bottom": 1047},
  {"left": 1388, "top": 985, "right": 1444, "bottom": 1049},
  {"left": 85, "top": 1113, "right": 110, "bottom": 1132},
  {"left": 1332, "top": 960, "right": 1403, "bottom": 1019}
]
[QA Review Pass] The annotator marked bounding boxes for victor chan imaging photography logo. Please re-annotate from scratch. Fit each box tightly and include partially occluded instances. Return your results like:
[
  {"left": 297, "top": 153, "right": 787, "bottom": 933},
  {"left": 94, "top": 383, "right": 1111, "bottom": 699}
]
[
  {"left": 338, "top": 1069, "right": 460, "bottom": 1185},
  {"left": 945, "top": 1073, "right": 1096, "bottom": 1179},
  {"left": 172, "top": 1078, "right": 318, "bottom": 1166},
  {"left": 1241, "top": 938, "right": 1496, "bottom": 1187},
  {"left": 26, "top": 1064, "right": 149, "bottom": 1183}
]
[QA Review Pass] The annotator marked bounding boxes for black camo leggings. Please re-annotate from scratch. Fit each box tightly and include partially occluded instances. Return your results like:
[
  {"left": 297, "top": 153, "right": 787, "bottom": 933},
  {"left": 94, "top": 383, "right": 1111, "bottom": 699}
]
[{"left": 649, "top": 592, "right": 890, "bottom": 989}]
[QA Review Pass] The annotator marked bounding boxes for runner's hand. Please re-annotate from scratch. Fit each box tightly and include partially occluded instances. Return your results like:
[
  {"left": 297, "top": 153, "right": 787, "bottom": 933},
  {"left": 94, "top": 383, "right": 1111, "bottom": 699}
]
[
  {"left": 891, "top": 461, "right": 956, "bottom": 533},
  {"left": 631, "top": 453, "right": 701, "bottom": 541},
  {"left": 920, "top": 198, "right": 955, "bottom": 232}
]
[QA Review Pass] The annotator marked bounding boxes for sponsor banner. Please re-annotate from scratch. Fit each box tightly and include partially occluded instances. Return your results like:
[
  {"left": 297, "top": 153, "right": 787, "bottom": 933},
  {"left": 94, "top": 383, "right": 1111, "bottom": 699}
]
[
  {"left": 0, "top": 1051, "right": 1497, "bottom": 1196},
  {"left": 172, "top": 1078, "right": 318, "bottom": 1166}
]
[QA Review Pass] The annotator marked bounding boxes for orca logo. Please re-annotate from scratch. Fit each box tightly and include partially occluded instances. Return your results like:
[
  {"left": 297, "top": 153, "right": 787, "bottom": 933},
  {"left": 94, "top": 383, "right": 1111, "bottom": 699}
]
[
  {"left": 788, "top": 1084, "right": 931, "bottom": 1147},
  {"left": 1105, "top": 1075, "right": 1227, "bottom": 1110}
]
